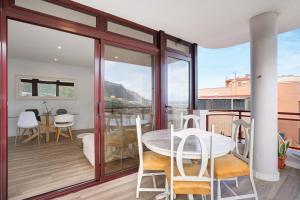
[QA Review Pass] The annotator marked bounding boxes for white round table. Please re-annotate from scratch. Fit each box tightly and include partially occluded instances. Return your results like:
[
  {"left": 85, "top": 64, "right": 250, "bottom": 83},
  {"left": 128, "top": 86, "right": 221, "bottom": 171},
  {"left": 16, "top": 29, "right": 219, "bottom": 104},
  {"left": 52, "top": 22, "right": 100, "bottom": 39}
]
[{"left": 142, "top": 128, "right": 235, "bottom": 159}]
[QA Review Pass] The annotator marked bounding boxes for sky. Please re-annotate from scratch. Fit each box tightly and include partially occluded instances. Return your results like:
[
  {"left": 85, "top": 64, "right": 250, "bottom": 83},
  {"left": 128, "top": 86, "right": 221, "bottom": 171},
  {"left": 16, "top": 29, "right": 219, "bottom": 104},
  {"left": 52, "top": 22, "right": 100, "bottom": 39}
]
[
  {"left": 198, "top": 28, "right": 300, "bottom": 89},
  {"left": 105, "top": 60, "right": 153, "bottom": 100},
  {"left": 105, "top": 28, "right": 300, "bottom": 101}
]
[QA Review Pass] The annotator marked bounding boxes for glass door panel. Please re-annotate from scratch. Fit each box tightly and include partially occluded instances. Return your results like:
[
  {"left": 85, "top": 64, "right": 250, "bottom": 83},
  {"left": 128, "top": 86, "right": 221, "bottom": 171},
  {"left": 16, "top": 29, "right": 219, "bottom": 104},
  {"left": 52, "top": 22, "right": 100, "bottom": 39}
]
[
  {"left": 7, "top": 20, "right": 96, "bottom": 199},
  {"left": 103, "top": 45, "right": 154, "bottom": 175},
  {"left": 166, "top": 57, "right": 190, "bottom": 129}
]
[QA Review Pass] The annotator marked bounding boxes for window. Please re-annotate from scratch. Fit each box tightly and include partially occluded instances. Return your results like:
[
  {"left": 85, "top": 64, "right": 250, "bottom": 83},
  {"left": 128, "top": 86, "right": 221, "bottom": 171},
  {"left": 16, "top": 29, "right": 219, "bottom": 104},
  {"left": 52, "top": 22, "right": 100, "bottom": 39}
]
[
  {"left": 17, "top": 76, "right": 76, "bottom": 99},
  {"left": 107, "top": 21, "right": 154, "bottom": 43},
  {"left": 37, "top": 82, "right": 56, "bottom": 97},
  {"left": 19, "top": 81, "right": 32, "bottom": 96},
  {"left": 233, "top": 99, "right": 246, "bottom": 110},
  {"left": 15, "top": 0, "right": 96, "bottom": 27},
  {"left": 167, "top": 39, "right": 190, "bottom": 54}
]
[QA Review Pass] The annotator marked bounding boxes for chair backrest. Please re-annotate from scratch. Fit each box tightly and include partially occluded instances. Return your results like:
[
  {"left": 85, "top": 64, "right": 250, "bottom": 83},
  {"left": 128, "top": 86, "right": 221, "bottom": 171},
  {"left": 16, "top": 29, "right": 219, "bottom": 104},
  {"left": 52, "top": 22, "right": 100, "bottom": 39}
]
[
  {"left": 56, "top": 109, "right": 68, "bottom": 115},
  {"left": 170, "top": 125, "right": 214, "bottom": 199},
  {"left": 18, "top": 111, "right": 38, "bottom": 128},
  {"left": 180, "top": 114, "right": 201, "bottom": 129},
  {"left": 106, "top": 113, "right": 121, "bottom": 129},
  {"left": 231, "top": 119, "right": 254, "bottom": 167},
  {"left": 25, "top": 109, "right": 41, "bottom": 122},
  {"left": 136, "top": 116, "right": 144, "bottom": 167},
  {"left": 54, "top": 114, "right": 74, "bottom": 124}
]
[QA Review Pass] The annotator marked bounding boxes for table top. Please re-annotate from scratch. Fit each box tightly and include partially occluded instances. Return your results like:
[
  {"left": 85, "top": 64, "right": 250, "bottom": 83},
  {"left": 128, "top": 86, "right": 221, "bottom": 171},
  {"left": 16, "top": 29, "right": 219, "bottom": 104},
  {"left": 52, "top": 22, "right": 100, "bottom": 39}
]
[
  {"left": 142, "top": 128, "right": 235, "bottom": 159},
  {"left": 108, "top": 118, "right": 149, "bottom": 127}
]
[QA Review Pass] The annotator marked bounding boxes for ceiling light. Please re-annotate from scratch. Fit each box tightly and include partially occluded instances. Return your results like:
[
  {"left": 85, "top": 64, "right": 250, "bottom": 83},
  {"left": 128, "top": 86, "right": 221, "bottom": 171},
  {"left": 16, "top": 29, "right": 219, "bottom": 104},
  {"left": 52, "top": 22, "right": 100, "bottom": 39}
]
[
  {"left": 114, "top": 56, "right": 119, "bottom": 59},
  {"left": 54, "top": 58, "right": 58, "bottom": 62},
  {"left": 57, "top": 46, "right": 62, "bottom": 50}
]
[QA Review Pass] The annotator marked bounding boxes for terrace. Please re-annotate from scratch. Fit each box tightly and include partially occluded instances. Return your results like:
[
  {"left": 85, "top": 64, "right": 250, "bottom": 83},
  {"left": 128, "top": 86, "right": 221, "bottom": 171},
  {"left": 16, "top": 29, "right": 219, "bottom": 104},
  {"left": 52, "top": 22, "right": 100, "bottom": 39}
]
[{"left": 0, "top": 0, "right": 300, "bottom": 200}]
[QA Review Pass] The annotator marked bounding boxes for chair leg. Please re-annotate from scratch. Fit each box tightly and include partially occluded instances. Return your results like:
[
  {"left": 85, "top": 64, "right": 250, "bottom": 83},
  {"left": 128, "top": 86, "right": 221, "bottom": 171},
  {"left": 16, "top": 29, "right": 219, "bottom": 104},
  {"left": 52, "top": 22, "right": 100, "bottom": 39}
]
[
  {"left": 152, "top": 174, "right": 157, "bottom": 188},
  {"left": 56, "top": 128, "right": 61, "bottom": 143},
  {"left": 187, "top": 194, "right": 194, "bottom": 200},
  {"left": 136, "top": 167, "right": 143, "bottom": 198},
  {"left": 217, "top": 179, "right": 221, "bottom": 200},
  {"left": 250, "top": 175, "right": 258, "bottom": 200},
  {"left": 235, "top": 177, "right": 239, "bottom": 188},
  {"left": 68, "top": 127, "right": 73, "bottom": 140},
  {"left": 37, "top": 126, "right": 40, "bottom": 145},
  {"left": 15, "top": 128, "right": 20, "bottom": 145}
]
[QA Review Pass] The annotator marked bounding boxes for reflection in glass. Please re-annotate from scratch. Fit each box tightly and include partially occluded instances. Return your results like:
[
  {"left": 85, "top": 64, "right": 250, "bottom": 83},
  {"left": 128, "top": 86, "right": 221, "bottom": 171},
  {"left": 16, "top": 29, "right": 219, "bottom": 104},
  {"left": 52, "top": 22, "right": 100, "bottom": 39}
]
[
  {"left": 167, "top": 57, "right": 190, "bottom": 129},
  {"left": 104, "top": 45, "right": 154, "bottom": 175}
]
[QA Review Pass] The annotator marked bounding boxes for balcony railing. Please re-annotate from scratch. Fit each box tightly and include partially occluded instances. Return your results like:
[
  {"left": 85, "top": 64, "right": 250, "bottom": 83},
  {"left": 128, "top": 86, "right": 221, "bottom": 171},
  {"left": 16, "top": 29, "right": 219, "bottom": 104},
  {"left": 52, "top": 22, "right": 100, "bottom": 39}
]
[{"left": 205, "top": 109, "right": 300, "bottom": 149}]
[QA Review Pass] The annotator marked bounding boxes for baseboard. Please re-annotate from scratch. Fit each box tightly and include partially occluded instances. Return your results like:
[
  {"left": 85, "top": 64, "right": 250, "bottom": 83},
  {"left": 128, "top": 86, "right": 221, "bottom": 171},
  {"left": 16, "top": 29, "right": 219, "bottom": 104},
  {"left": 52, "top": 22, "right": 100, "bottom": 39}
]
[{"left": 254, "top": 170, "right": 280, "bottom": 181}]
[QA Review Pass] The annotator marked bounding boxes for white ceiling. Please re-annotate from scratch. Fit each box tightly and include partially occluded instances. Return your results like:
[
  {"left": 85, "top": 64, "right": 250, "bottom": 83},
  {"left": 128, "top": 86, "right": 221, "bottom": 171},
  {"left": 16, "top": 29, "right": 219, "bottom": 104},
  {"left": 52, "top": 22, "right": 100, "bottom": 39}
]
[
  {"left": 8, "top": 20, "right": 94, "bottom": 67},
  {"left": 73, "top": 0, "right": 300, "bottom": 48},
  {"left": 8, "top": 20, "right": 153, "bottom": 67}
]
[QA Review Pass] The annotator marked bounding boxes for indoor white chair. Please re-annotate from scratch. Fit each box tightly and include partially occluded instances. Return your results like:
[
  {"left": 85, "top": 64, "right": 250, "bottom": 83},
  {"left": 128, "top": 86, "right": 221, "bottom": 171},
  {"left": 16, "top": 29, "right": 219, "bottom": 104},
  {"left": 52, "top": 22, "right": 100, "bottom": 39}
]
[
  {"left": 180, "top": 113, "right": 201, "bottom": 129},
  {"left": 214, "top": 119, "right": 258, "bottom": 200},
  {"left": 54, "top": 114, "right": 74, "bottom": 142},
  {"left": 136, "top": 116, "right": 169, "bottom": 198},
  {"left": 16, "top": 111, "right": 40, "bottom": 144},
  {"left": 165, "top": 125, "right": 215, "bottom": 200}
]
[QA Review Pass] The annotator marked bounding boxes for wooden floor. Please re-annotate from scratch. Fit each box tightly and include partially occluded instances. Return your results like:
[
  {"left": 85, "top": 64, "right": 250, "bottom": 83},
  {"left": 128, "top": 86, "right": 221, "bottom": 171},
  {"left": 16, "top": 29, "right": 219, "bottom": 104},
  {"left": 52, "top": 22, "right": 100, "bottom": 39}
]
[
  {"left": 8, "top": 139, "right": 94, "bottom": 200},
  {"left": 8, "top": 133, "right": 139, "bottom": 200},
  {"left": 58, "top": 167, "right": 300, "bottom": 200}
]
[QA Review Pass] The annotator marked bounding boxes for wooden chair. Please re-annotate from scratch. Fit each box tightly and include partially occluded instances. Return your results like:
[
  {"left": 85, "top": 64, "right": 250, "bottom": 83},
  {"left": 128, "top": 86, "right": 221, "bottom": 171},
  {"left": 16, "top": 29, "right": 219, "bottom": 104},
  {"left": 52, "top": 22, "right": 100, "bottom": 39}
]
[
  {"left": 16, "top": 111, "right": 41, "bottom": 145},
  {"left": 54, "top": 114, "right": 74, "bottom": 142},
  {"left": 165, "top": 125, "right": 215, "bottom": 200},
  {"left": 136, "top": 116, "right": 169, "bottom": 198},
  {"left": 214, "top": 119, "right": 258, "bottom": 200},
  {"left": 105, "top": 112, "right": 135, "bottom": 162},
  {"left": 180, "top": 114, "right": 201, "bottom": 129}
]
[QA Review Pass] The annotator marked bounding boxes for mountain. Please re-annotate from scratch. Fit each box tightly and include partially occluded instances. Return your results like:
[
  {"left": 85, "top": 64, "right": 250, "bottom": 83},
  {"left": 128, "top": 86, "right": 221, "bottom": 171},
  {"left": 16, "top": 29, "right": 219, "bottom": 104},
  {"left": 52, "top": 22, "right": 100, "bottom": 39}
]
[{"left": 104, "top": 81, "right": 151, "bottom": 108}]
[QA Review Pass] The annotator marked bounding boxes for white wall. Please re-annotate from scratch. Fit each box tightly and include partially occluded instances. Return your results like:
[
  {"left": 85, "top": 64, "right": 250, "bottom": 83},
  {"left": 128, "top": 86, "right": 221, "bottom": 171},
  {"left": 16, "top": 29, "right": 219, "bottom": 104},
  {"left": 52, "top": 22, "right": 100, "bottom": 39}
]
[{"left": 8, "top": 58, "right": 94, "bottom": 137}]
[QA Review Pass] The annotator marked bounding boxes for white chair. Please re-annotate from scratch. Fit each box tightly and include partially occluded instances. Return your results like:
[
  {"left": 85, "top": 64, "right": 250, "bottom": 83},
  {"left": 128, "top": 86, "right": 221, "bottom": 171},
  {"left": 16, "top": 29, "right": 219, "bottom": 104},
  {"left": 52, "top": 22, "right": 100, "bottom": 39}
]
[
  {"left": 214, "top": 119, "right": 258, "bottom": 200},
  {"left": 16, "top": 111, "right": 40, "bottom": 144},
  {"left": 165, "top": 125, "right": 215, "bottom": 200},
  {"left": 54, "top": 114, "right": 74, "bottom": 142},
  {"left": 180, "top": 114, "right": 201, "bottom": 129},
  {"left": 136, "top": 116, "right": 169, "bottom": 198}
]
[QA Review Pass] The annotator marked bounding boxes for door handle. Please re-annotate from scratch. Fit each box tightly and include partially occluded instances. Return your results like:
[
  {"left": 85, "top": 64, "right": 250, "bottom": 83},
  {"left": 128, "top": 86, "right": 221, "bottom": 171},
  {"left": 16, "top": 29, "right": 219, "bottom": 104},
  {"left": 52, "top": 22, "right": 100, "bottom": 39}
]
[
  {"left": 165, "top": 104, "right": 172, "bottom": 113},
  {"left": 97, "top": 102, "right": 100, "bottom": 117}
]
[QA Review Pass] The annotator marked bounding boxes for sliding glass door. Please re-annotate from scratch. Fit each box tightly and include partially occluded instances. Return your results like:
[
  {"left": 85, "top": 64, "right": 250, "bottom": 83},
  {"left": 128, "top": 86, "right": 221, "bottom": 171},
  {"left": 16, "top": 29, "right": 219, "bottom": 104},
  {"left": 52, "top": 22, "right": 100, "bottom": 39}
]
[
  {"left": 164, "top": 55, "right": 191, "bottom": 129},
  {"left": 102, "top": 44, "right": 155, "bottom": 175},
  {"left": 7, "top": 20, "right": 97, "bottom": 199}
]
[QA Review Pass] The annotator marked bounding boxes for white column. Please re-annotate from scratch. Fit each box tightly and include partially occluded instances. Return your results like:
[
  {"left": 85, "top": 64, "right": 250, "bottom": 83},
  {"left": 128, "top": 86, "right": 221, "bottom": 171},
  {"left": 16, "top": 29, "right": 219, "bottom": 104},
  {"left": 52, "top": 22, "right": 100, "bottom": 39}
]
[{"left": 250, "top": 12, "right": 279, "bottom": 181}]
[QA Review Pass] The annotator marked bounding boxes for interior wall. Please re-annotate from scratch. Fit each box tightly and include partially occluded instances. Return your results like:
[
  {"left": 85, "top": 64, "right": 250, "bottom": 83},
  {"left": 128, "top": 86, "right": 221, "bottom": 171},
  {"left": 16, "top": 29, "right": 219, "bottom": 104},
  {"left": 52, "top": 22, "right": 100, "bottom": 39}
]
[{"left": 7, "top": 58, "right": 94, "bottom": 137}]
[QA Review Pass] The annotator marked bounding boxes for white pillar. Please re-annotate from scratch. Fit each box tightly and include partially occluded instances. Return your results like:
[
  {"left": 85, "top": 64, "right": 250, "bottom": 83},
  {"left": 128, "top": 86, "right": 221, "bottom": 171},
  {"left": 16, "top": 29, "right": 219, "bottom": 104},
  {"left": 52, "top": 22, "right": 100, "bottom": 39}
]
[{"left": 250, "top": 12, "right": 279, "bottom": 181}]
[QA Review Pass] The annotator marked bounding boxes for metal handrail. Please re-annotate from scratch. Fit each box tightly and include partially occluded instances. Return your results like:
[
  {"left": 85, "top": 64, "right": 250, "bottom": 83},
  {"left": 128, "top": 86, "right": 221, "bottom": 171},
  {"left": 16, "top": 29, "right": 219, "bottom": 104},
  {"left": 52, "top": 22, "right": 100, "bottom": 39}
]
[{"left": 205, "top": 109, "right": 300, "bottom": 150}]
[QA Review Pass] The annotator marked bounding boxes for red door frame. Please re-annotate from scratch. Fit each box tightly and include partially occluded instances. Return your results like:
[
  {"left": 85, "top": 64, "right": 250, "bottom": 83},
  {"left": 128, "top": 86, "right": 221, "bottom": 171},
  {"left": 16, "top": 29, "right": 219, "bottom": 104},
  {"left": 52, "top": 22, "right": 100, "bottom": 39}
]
[
  {"left": 0, "top": 0, "right": 197, "bottom": 199},
  {"left": 160, "top": 32, "right": 195, "bottom": 128},
  {"left": 99, "top": 39, "right": 159, "bottom": 182}
]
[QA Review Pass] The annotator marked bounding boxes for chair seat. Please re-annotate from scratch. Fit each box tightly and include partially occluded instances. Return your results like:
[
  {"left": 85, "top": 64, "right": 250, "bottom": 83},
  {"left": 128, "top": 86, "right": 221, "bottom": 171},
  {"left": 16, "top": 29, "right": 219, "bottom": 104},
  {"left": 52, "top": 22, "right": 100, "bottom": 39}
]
[
  {"left": 143, "top": 151, "right": 169, "bottom": 171},
  {"left": 54, "top": 122, "right": 73, "bottom": 128},
  {"left": 165, "top": 163, "right": 211, "bottom": 195},
  {"left": 214, "top": 154, "right": 249, "bottom": 179}
]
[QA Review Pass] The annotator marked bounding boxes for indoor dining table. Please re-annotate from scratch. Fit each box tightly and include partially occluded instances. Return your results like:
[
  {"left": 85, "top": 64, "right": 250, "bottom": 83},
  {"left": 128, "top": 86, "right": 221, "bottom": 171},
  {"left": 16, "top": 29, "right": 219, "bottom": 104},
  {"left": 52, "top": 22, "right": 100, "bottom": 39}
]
[{"left": 142, "top": 128, "right": 235, "bottom": 159}]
